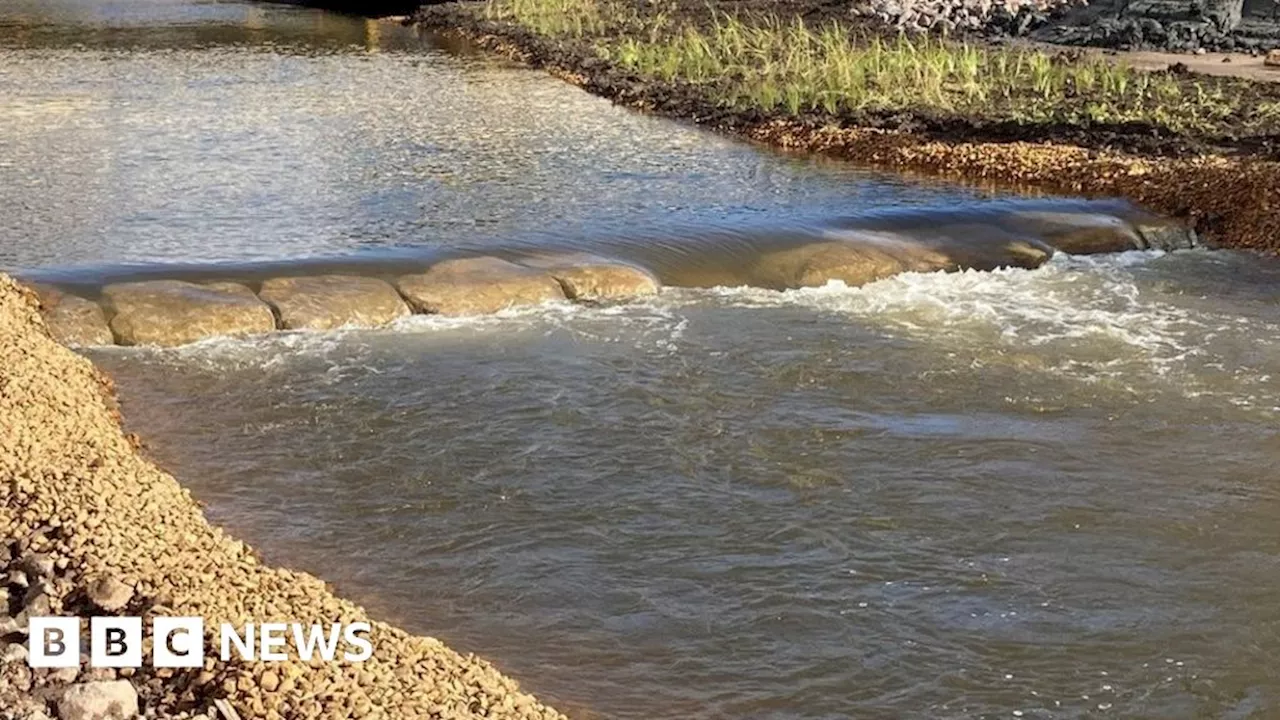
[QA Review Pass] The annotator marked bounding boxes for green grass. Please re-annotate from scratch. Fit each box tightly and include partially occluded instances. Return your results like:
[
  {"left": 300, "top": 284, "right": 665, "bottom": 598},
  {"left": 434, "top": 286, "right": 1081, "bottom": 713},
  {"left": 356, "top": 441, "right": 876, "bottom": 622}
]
[{"left": 481, "top": 0, "right": 1270, "bottom": 134}]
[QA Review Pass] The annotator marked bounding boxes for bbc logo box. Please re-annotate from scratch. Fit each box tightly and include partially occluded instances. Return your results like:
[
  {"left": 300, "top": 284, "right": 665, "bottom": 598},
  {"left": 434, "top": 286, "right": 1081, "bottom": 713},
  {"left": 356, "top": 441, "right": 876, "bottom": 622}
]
[
  {"left": 28, "top": 616, "right": 373, "bottom": 667},
  {"left": 28, "top": 617, "right": 205, "bottom": 668}
]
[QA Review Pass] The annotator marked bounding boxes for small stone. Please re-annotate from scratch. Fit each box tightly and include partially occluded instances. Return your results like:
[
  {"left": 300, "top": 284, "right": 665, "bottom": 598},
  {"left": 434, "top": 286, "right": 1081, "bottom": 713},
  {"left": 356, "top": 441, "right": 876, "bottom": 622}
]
[
  {"left": 22, "top": 582, "right": 53, "bottom": 617},
  {"left": 47, "top": 665, "right": 79, "bottom": 684},
  {"left": 1266, "top": 48, "right": 1280, "bottom": 67},
  {"left": 86, "top": 576, "right": 134, "bottom": 613},
  {"left": 1, "top": 641, "right": 28, "bottom": 664},
  {"left": 9, "top": 569, "right": 29, "bottom": 588},
  {"left": 260, "top": 669, "right": 280, "bottom": 692},
  {"left": 56, "top": 680, "right": 139, "bottom": 720}
]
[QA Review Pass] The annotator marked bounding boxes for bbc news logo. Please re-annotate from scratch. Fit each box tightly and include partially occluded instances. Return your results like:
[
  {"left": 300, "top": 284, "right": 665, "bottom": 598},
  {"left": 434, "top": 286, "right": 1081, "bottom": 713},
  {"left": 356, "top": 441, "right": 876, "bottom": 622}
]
[{"left": 28, "top": 617, "right": 373, "bottom": 668}]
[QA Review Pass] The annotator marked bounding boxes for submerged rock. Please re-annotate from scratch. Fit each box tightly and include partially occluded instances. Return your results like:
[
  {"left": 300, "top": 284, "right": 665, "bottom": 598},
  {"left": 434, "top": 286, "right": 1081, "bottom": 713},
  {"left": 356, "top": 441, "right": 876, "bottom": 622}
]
[
  {"left": 514, "top": 253, "right": 660, "bottom": 301},
  {"left": 746, "top": 228, "right": 1053, "bottom": 290},
  {"left": 1000, "top": 211, "right": 1145, "bottom": 254},
  {"left": 395, "top": 257, "right": 566, "bottom": 316},
  {"left": 257, "top": 275, "right": 410, "bottom": 330},
  {"left": 748, "top": 237, "right": 945, "bottom": 289},
  {"left": 29, "top": 285, "right": 113, "bottom": 347},
  {"left": 101, "top": 280, "right": 276, "bottom": 347}
]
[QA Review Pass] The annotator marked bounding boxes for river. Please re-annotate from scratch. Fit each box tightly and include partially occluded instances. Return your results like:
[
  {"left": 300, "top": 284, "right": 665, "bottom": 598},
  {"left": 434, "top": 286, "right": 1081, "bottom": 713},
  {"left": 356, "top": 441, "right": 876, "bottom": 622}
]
[{"left": 4, "top": 1, "right": 1280, "bottom": 718}]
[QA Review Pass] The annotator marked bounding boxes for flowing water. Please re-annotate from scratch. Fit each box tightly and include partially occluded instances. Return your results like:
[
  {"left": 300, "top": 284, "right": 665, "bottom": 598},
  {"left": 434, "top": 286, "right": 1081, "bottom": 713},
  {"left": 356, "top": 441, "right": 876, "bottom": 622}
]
[{"left": 5, "top": 2, "right": 1280, "bottom": 718}]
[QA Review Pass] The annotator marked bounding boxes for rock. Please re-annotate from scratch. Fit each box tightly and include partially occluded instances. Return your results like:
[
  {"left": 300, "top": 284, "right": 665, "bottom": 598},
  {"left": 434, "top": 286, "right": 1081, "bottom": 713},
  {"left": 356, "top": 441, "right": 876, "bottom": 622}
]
[
  {"left": 1, "top": 641, "right": 27, "bottom": 664},
  {"left": 21, "top": 583, "right": 53, "bottom": 617},
  {"left": 256, "top": 275, "right": 410, "bottom": 330},
  {"left": 747, "top": 236, "right": 954, "bottom": 290},
  {"left": 28, "top": 285, "right": 113, "bottom": 347},
  {"left": 395, "top": 257, "right": 566, "bottom": 316},
  {"left": 85, "top": 576, "right": 133, "bottom": 613},
  {"left": 1133, "top": 218, "right": 1198, "bottom": 250},
  {"left": 100, "top": 280, "right": 276, "bottom": 347},
  {"left": 259, "top": 670, "right": 280, "bottom": 692},
  {"left": 1000, "top": 211, "right": 1144, "bottom": 254},
  {"left": 55, "top": 681, "right": 138, "bottom": 720},
  {"left": 513, "top": 253, "right": 660, "bottom": 301},
  {"left": 1265, "top": 48, "right": 1280, "bottom": 66},
  {"left": 21, "top": 553, "right": 55, "bottom": 579},
  {"left": 47, "top": 666, "right": 80, "bottom": 684}
]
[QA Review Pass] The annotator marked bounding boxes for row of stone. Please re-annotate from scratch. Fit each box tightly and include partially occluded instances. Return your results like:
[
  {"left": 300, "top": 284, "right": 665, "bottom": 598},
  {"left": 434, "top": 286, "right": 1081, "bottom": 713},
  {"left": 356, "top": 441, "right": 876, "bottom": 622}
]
[
  {"left": 33, "top": 254, "right": 661, "bottom": 348},
  {"left": 31, "top": 211, "right": 1194, "bottom": 349}
]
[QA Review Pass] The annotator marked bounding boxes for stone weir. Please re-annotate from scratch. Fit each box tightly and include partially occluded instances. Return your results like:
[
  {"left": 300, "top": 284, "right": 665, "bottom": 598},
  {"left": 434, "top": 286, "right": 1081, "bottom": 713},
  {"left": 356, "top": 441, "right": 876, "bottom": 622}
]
[{"left": 25, "top": 205, "right": 1195, "bottom": 349}]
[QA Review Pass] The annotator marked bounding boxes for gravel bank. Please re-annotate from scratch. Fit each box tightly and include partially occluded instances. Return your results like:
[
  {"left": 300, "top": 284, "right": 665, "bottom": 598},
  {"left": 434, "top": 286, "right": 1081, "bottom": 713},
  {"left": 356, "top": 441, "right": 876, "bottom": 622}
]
[{"left": 0, "top": 274, "right": 567, "bottom": 719}]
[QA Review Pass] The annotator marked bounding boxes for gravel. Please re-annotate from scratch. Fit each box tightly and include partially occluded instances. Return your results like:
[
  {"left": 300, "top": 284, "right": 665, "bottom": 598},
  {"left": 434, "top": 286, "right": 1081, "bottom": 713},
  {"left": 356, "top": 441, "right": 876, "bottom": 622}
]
[{"left": 0, "top": 274, "right": 567, "bottom": 719}]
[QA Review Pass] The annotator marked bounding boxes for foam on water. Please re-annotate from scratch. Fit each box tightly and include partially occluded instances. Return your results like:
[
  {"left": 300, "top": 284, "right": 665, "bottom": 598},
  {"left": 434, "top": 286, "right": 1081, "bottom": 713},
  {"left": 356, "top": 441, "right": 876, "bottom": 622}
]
[
  {"left": 90, "top": 250, "right": 1280, "bottom": 416},
  {"left": 705, "top": 250, "right": 1280, "bottom": 415}
]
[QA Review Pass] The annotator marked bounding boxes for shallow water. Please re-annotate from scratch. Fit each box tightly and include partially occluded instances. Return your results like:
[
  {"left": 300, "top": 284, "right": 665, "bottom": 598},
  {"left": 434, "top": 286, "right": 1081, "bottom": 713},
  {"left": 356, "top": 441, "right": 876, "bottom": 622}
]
[{"left": 6, "top": 2, "right": 1280, "bottom": 719}]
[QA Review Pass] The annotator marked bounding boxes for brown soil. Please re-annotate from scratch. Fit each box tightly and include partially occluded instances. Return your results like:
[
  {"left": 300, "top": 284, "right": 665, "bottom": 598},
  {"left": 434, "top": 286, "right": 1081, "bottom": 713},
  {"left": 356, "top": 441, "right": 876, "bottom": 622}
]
[
  {"left": 0, "top": 273, "right": 567, "bottom": 719},
  {"left": 412, "top": 5, "right": 1280, "bottom": 253}
]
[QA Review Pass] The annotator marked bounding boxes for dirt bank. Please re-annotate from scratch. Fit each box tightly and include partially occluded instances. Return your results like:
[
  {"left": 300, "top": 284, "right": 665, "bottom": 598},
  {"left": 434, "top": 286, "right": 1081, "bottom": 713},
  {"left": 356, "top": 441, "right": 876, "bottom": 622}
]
[
  {"left": 414, "top": 3, "right": 1280, "bottom": 253},
  {"left": 0, "top": 274, "right": 566, "bottom": 718}
]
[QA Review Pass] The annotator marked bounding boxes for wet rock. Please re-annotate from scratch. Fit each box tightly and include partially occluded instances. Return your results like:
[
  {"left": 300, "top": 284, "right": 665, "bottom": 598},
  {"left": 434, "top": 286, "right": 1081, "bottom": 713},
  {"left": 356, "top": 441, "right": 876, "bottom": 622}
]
[
  {"left": 101, "top": 280, "right": 276, "bottom": 347},
  {"left": 748, "top": 236, "right": 953, "bottom": 289},
  {"left": 395, "top": 257, "right": 566, "bottom": 316},
  {"left": 1000, "top": 211, "right": 1145, "bottom": 254},
  {"left": 514, "top": 253, "right": 660, "bottom": 301},
  {"left": 29, "top": 285, "right": 113, "bottom": 347},
  {"left": 1133, "top": 217, "right": 1198, "bottom": 249},
  {"left": 257, "top": 275, "right": 410, "bottom": 330},
  {"left": 55, "top": 681, "right": 138, "bottom": 720},
  {"left": 85, "top": 576, "right": 133, "bottom": 613}
]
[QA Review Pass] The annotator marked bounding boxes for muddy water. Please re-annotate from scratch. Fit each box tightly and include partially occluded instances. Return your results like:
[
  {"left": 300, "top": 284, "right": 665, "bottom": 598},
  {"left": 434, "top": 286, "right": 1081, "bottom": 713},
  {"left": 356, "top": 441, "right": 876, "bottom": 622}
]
[{"left": 6, "top": 2, "right": 1280, "bottom": 719}]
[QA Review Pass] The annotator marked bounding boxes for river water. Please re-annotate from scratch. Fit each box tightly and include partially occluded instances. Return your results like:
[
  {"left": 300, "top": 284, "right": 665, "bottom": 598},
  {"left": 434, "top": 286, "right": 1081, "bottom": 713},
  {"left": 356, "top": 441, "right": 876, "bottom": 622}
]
[{"left": 5, "top": 2, "right": 1280, "bottom": 718}]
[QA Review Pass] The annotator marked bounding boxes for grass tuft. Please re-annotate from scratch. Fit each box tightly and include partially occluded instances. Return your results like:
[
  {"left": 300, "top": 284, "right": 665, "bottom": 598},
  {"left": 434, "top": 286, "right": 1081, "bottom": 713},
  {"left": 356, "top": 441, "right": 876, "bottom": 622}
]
[{"left": 482, "top": 0, "right": 1255, "bottom": 134}]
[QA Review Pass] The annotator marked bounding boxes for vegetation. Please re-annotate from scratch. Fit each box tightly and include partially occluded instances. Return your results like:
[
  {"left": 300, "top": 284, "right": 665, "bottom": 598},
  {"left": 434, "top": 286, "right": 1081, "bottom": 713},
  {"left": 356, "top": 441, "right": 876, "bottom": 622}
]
[{"left": 482, "top": 0, "right": 1280, "bottom": 134}]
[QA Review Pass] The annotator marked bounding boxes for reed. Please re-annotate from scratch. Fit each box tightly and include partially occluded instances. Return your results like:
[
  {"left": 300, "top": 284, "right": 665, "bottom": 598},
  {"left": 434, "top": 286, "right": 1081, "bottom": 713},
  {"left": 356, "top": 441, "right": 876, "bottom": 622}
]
[{"left": 482, "top": 0, "right": 1259, "bottom": 133}]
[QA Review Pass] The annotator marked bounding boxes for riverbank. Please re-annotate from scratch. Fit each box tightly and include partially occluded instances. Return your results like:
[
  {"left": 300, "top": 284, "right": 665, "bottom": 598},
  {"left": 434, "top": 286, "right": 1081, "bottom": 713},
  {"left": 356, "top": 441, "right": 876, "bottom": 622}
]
[
  {"left": 0, "top": 274, "right": 567, "bottom": 719},
  {"left": 413, "top": 1, "right": 1280, "bottom": 253}
]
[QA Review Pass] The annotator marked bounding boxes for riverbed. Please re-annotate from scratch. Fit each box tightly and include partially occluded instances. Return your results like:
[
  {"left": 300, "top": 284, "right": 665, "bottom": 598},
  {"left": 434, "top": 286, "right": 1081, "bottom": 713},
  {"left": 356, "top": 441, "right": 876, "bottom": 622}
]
[{"left": 5, "top": 2, "right": 1280, "bottom": 718}]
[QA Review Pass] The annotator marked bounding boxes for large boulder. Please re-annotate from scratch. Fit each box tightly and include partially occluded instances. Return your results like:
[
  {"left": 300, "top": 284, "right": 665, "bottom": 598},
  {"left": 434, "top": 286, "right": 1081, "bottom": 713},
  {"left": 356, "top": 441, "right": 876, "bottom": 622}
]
[
  {"left": 513, "top": 253, "right": 660, "bottom": 301},
  {"left": 28, "top": 284, "right": 113, "bottom": 346},
  {"left": 747, "top": 237, "right": 941, "bottom": 289},
  {"left": 394, "top": 257, "right": 566, "bottom": 316},
  {"left": 101, "top": 280, "right": 276, "bottom": 347},
  {"left": 257, "top": 275, "right": 410, "bottom": 330},
  {"left": 1000, "top": 211, "right": 1145, "bottom": 254},
  {"left": 55, "top": 681, "right": 138, "bottom": 720},
  {"left": 748, "top": 223, "right": 1057, "bottom": 290}
]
